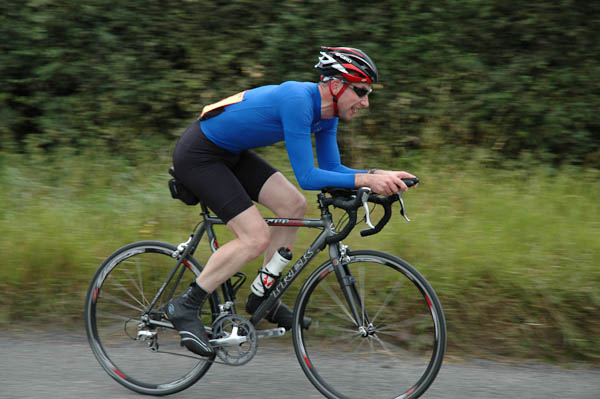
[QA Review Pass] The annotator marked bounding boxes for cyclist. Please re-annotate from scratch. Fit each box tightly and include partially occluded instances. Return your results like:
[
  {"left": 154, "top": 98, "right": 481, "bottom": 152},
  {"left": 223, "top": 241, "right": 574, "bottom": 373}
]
[{"left": 166, "top": 46, "right": 417, "bottom": 356}]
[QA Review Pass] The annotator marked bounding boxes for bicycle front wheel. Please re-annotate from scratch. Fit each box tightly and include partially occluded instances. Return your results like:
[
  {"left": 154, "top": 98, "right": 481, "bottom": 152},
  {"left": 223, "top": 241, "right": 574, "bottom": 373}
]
[
  {"left": 293, "top": 250, "right": 446, "bottom": 399},
  {"left": 84, "top": 241, "right": 216, "bottom": 395}
]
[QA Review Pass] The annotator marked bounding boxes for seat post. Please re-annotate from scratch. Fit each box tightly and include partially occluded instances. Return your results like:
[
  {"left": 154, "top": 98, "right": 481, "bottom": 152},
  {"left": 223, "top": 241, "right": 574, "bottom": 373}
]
[{"left": 200, "top": 202, "right": 211, "bottom": 215}]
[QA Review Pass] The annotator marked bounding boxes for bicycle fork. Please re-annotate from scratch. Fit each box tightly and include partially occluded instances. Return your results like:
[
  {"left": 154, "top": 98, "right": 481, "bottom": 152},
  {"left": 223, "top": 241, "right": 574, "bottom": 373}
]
[{"left": 331, "top": 244, "right": 373, "bottom": 335}]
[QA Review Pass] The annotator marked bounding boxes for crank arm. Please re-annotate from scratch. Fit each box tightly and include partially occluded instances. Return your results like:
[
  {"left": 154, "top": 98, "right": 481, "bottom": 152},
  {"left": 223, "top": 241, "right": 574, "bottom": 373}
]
[
  {"left": 146, "top": 319, "right": 285, "bottom": 345},
  {"left": 210, "top": 328, "right": 248, "bottom": 346},
  {"left": 256, "top": 327, "right": 286, "bottom": 339},
  {"left": 146, "top": 319, "right": 215, "bottom": 337}
]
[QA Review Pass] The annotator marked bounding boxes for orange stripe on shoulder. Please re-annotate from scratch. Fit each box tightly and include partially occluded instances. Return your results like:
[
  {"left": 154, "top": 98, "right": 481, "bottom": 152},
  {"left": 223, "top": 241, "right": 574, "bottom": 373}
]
[{"left": 200, "top": 90, "right": 247, "bottom": 119}]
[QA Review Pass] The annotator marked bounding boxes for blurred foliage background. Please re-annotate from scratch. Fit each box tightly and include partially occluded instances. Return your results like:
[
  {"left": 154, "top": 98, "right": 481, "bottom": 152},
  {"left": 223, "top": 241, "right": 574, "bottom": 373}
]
[
  {"left": 1, "top": 0, "right": 599, "bottom": 363},
  {"left": 2, "top": 0, "right": 599, "bottom": 164}
]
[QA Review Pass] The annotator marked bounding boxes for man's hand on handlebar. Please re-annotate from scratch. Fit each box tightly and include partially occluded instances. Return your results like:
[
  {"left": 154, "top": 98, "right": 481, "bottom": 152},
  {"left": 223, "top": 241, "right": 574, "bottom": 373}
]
[{"left": 355, "top": 170, "right": 418, "bottom": 196}]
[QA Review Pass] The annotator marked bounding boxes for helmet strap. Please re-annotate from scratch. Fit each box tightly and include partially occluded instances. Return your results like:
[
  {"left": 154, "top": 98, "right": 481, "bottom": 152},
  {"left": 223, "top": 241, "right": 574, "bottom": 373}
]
[{"left": 328, "top": 80, "right": 349, "bottom": 117}]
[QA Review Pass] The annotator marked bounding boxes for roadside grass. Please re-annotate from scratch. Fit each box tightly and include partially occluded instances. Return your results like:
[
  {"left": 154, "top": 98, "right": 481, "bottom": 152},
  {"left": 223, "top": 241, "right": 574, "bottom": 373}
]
[{"left": 0, "top": 147, "right": 598, "bottom": 363}]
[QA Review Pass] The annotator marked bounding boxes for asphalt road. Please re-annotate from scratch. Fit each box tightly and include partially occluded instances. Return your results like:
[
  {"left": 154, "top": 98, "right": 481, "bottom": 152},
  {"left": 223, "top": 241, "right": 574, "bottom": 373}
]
[{"left": 1, "top": 330, "right": 598, "bottom": 399}]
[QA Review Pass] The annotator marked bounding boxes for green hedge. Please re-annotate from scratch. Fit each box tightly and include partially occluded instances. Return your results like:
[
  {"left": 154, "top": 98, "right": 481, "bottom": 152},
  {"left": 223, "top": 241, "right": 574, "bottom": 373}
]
[{"left": 1, "top": 0, "right": 599, "bottom": 165}]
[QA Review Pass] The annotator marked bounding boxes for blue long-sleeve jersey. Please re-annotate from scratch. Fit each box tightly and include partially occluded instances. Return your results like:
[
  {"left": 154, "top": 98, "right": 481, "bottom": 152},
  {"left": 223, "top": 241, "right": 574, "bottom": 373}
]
[{"left": 200, "top": 81, "right": 366, "bottom": 190}]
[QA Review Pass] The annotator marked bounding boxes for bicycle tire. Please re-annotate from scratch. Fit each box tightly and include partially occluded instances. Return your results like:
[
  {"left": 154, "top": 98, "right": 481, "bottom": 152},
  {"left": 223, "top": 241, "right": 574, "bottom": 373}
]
[
  {"left": 292, "top": 250, "right": 446, "bottom": 399},
  {"left": 84, "top": 241, "right": 216, "bottom": 395}
]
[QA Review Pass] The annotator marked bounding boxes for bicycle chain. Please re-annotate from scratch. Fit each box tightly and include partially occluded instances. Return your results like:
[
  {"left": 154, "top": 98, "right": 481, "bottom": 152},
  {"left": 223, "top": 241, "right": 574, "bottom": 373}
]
[
  {"left": 151, "top": 314, "right": 258, "bottom": 366},
  {"left": 152, "top": 349, "right": 235, "bottom": 366}
]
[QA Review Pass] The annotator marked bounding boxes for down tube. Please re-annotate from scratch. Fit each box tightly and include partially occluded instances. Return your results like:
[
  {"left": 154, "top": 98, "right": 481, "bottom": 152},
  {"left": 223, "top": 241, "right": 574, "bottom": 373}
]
[{"left": 249, "top": 230, "right": 328, "bottom": 325}]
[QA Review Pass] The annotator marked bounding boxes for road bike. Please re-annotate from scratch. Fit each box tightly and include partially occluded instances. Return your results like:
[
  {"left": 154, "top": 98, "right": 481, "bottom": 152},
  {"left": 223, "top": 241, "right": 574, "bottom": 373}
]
[{"left": 84, "top": 169, "right": 446, "bottom": 398}]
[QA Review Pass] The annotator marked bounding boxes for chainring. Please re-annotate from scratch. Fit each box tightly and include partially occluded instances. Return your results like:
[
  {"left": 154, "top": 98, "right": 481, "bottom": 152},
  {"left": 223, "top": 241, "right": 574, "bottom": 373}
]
[{"left": 211, "top": 314, "right": 258, "bottom": 366}]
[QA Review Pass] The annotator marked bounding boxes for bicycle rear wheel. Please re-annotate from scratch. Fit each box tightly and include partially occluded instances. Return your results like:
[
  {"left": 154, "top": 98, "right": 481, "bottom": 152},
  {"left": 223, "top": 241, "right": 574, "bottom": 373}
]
[
  {"left": 84, "top": 241, "right": 216, "bottom": 395},
  {"left": 293, "top": 250, "right": 446, "bottom": 399}
]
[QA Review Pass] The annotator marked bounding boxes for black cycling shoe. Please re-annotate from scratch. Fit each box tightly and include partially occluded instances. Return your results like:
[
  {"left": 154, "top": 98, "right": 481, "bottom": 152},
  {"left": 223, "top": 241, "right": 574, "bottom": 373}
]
[
  {"left": 246, "top": 292, "right": 312, "bottom": 330},
  {"left": 165, "top": 282, "right": 214, "bottom": 357}
]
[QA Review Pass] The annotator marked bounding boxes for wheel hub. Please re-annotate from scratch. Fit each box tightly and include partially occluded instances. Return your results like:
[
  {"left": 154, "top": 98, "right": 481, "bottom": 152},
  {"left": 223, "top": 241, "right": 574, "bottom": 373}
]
[{"left": 359, "top": 324, "right": 377, "bottom": 337}]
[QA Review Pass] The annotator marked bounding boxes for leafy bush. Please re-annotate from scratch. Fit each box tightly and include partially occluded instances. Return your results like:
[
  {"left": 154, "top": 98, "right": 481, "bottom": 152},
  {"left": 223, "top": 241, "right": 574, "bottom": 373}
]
[{"left": 1, "top": 0, "right": 599, "bottom": 165}]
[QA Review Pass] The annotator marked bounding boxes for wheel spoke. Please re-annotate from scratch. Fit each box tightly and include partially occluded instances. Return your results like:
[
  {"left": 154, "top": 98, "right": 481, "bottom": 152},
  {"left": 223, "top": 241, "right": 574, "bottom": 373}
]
[
  {"left": 353, "top": 337, "right": 367, "bottom": 354},
  {"left": 86, "top": 244, "right": 212, "bottom": 395},
  {"left": 372, "top": 333, "right": 413, "bottom": 359},
  {"left": 371, "top": 277, "right": 405, "bottom": 324},
  {"left": 319, "top": 306, "right": 358, "bottom": 325},
  {"left": 375, "top": 329, "right": 414, "bottom": 342},
  {"left": 320, "top": 279, "right": 359, "bottom": 326},
  {"left": 135, "top": 257, "right": 148, "bottom": 307},
  {"left": 121, "top": 266, "right": 147, "bottom": 307},
  {"left": 96, "top": 321, "right": 130, "bottom": 339},
  {"left": 377, "top": 314, "right": 431, "bottom": 332},
  {"left": 96, "top": 309, "right": 139, "bottom": 322},
  {"left": 107, "top": 278, "right": 146, "bottom": 310},
  {"left": 295, "top": 253, "right": 445, "bottom": 399},
  {"left": 100, "top": 290, "right": 145, "bottom": 313},
  {"left": 315, "top": 324, "right": 358, "bottom": 334},
  {"left": 367, "top": 334, "right": 375, "bottom": 354},
  {"left": 339, "top": 333, "right": 365, "bottom": 354}
]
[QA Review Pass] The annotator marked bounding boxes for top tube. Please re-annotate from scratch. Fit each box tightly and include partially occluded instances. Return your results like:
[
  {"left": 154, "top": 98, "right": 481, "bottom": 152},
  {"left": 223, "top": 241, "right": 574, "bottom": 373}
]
[{"left": 201, "top": 185, "right": 410, "bottom": 239}]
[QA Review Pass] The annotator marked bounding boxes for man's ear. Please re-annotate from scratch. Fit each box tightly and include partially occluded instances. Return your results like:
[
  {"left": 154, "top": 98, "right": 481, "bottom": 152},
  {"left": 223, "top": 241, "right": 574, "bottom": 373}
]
[{"left": 331, "top": 79, "right": 343, "bottom": 94}]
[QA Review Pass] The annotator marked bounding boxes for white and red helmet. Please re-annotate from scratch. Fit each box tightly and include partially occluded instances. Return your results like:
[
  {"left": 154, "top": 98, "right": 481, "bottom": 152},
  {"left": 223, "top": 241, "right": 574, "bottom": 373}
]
[{"left": 315, "top": 46, "right": 379, "bottom": 84}]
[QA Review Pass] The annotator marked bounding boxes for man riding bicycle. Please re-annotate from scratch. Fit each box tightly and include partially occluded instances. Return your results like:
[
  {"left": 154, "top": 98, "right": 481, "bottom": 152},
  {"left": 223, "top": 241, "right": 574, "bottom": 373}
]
[{"left": 166, "top": 46, "right": 416, "bottom": 357}]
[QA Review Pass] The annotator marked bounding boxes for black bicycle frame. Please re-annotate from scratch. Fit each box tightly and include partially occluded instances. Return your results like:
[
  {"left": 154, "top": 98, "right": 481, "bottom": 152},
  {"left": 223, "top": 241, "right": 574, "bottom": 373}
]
[{"left": 160, "top": 198, "right": 366, "bottom": 328}]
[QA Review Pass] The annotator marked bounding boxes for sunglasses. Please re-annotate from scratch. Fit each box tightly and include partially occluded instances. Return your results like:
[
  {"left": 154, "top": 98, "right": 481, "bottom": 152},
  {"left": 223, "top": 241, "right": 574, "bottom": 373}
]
[{"left": 349, "top": 85, "right": 372, "bottom": 98}]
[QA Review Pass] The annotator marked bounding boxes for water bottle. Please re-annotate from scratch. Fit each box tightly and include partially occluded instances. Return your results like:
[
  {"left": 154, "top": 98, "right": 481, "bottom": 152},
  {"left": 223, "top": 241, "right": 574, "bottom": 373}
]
[{"left": 250, "top": 247, "right": 292, "bottom": 296}]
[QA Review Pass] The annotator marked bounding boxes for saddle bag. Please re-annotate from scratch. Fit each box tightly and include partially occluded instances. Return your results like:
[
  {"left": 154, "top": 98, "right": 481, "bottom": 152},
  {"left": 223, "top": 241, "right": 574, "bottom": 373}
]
[{"left": 168, "top": 168, "right": 199, "bottom": 206}]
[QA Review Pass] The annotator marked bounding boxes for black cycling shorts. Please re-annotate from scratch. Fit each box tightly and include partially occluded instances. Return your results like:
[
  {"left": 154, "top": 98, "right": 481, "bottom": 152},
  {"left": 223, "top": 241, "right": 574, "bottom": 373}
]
[{"left": 173, "top": 121, "right": 278, "bottom": 223}]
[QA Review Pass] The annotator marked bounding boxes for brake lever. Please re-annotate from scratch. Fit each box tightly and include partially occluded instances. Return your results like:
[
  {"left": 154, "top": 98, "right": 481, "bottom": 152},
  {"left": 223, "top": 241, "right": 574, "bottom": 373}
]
[
  {"left": 361, "top": 189, "right": 375, "bottom": 228},
  {"left": 398, "top": 192, "right": 411, "bottom": 222}
]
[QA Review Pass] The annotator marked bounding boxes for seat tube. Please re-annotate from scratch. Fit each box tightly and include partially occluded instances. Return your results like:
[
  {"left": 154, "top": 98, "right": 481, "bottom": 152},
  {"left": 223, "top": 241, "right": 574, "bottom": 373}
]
[{"left": 329, "top": 243, "right": 363, "bottom": 327}]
